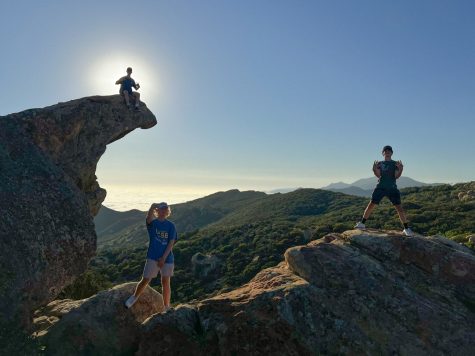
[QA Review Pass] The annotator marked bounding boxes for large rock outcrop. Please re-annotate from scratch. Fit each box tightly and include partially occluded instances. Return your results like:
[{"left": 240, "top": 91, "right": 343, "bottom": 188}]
[
  {"left": 136, "top": 230, "right": 475, "bottom": 355},
  {"left": 0, "top": 95, "right": 156, "bottom": 327},
  {"left": 36, "top": 230, "right": 475, "bottom": 355}
]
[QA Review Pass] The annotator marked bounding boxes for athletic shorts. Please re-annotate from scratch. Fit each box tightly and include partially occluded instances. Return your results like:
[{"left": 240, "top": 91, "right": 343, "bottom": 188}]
[
  {"left": 371, "top": 187, "right": 401, "bottom": 205},
  {"left": 143, "top": 259, "right": 174, "bottom": 278},
  {"left": 120, "top": 89, "right": 135, "bottom": 96}
]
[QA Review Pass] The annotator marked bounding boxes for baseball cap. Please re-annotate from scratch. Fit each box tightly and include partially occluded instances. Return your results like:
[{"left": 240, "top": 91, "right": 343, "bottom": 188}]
[
  {"left": 156, "top": 202, "right": 169, "bottom": 209},
  {"left": 382, "top": 145, "right": 393, "bottom": 152}
]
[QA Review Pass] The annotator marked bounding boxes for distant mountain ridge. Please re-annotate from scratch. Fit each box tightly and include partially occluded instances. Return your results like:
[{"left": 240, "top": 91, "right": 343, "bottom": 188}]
[
  {"left": 262, "top": 177, "right": 437, "bottom": 198},
  {"left": 322, "top": 176, "right": 438, "bottom": 197},
  {"left": 323, "top": 176, "right": 432, "bottom": 190}
]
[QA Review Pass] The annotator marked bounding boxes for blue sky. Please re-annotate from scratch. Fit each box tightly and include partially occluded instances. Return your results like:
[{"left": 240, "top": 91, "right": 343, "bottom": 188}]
[{"left": 1, "top": 1, "right": 474, "bottom": 209}]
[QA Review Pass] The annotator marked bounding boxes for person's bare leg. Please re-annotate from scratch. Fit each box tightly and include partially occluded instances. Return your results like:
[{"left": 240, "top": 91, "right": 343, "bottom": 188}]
[
  {"left": 133, "top": 277, "right": 151, "bottom": 298},
  {"left": 123, "top": 90, "right": 131, "bottom": 107},
  {"left": 363, "top": 202, "right": 377, "bottom": 220},
  {"left": 133, "top": 92, "right": 141, "bottom": 107},
  {"left": 394, "top": 204, "right": 407, "bottom": 225},
  {"left": 161, "top": 276, "right": 171, "bottom": 307}
]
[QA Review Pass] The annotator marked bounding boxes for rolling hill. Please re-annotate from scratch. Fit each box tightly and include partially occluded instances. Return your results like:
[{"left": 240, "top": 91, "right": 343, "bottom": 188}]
[
  {"left": 62, "top": 182, "right": 475, "bottom": 304},
  {"left": 94, "top": 189, "right": 266, "bottom": 249}
]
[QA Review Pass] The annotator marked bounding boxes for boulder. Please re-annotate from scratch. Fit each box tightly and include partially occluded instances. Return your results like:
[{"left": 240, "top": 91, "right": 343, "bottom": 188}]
[
  {"left": 37, "top": 283, "right": 164, "bottom": 355},
  {"left": 32, "top": 298, "right": 83, "bottom": 338},
  {"left": 457, "top": 182, "right": 475, "bottom": 202},
  {"left": 191, "top": 252, "right": 222, "bottom": 281},
  {"left": 0, "top": 95, "right": 156, "bottom": 327},
  {"left": 138, "top": 265, "right": 311, "bottom": 355}
]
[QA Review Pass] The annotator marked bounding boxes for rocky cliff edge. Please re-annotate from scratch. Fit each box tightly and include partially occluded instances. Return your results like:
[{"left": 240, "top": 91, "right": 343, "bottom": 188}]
[{"left": 0, "top": 95, "right": 157, "bottom": 326}]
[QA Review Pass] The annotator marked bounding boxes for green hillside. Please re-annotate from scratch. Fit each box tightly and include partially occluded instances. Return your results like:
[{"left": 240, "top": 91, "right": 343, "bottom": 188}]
[
  {"left": 95, "top": 206, "right": 145, "bottom": 241},
  {"left": 63, "top": 182, "right": 475, "bottom": 302},
  {"left": 94, "top": 189, "right": 266, "bottom": 250}
]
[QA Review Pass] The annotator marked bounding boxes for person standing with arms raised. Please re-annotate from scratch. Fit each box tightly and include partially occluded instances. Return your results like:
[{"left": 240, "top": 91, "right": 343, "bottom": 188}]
[{"left": 354, "top": 145, "right": 414, "bottom": 236}]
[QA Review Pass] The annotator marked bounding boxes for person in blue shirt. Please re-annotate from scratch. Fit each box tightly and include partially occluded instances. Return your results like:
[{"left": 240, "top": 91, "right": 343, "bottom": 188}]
[
  {"left": 115, "top": 67, "right": 141, "bottom": 110},
  {"left": 125, "top": 202, "right": 178, "bottom": 310}
]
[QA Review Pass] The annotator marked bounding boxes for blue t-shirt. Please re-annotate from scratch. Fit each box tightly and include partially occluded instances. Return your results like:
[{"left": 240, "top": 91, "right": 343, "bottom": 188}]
[
  {"left": 119, "top": 77, "right": 136, "bottom": 94},
  {"left": 146, "top": 219, "right": 178, "bottom": 263}
]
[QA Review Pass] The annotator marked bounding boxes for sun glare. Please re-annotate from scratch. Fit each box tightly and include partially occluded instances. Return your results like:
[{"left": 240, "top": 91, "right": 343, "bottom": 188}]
[{"left": 89, "top": 54, "right": 158, "bottom": 98}]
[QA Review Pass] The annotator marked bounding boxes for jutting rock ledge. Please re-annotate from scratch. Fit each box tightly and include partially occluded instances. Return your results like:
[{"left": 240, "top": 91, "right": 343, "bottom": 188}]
[{"left": 0, "top": 95, "right": 157, "bottom": 327}]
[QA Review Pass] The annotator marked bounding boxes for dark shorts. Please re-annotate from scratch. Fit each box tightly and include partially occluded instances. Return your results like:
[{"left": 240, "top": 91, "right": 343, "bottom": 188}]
[
  {"left": 371, "top": 187, "right": 401, "bottom": 205},
  {"left": 120, "top": 89, "right": 134, "bottom": 95}
]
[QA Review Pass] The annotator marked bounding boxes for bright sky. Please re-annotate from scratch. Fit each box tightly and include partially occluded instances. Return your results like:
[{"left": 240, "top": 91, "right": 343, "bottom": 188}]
[{"left": 1, "top": 0, "right": 474, "bottom": 210}]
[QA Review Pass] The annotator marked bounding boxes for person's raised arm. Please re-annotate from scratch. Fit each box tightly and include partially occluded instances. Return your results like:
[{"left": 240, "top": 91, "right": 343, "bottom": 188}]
[
  {"left": 146, "top": 204, "right": 157, "bottom": 224},
  {"left": 395, "top": 160, "right": 403, "bottom": 179},
  {"left": 373, "top": 160, "right": 381, "bottom": 178},
  {"left": 115, "top": 76, "right": 125, "bottom": 85}
]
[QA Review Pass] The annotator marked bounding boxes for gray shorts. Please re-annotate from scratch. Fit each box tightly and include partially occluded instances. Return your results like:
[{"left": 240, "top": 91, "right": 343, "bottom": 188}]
[{"left": 143, "top": 259, "right": 174, "bottom": 279}]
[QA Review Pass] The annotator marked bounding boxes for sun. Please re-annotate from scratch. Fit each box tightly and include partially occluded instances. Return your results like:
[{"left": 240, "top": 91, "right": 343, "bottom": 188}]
[{"left": 89, "top": 54, "right": 157, "bottom": 97}]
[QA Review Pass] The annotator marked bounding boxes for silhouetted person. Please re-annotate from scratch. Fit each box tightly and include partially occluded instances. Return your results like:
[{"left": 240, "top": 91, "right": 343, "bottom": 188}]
[{"left": 116, "top": 67, "right": 141, "bottom": 110}]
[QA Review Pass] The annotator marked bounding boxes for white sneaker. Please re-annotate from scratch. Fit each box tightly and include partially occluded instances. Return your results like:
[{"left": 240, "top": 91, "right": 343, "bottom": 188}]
[
  {"left": 354, "top": 222, "right": 366, "bottom": 229},
  {"left": 403, "top": 228, "right": 414, "bottom": 237},
  {"left": 124, "top": 295, "right": 138, "bottom": 309}
]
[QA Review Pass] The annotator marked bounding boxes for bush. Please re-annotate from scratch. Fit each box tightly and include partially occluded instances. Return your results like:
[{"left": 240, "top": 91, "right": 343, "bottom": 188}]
[{"left": 59, "top": 270, "right": 112, "bottom": 300}]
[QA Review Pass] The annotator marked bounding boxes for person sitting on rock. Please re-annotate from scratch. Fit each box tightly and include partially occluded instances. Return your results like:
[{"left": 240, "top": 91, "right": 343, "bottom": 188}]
[
  {"left": 354, "top": 145, "right": 415, "bottom": 237},
  {"left": 115, "top": 67, "right": 141, "bottom": 110},
  {"left": 125, "top": 202, "right": 178, "bottom": 310}
]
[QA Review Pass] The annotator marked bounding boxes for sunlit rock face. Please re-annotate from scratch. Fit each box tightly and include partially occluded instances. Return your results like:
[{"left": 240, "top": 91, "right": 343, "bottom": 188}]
[
  {"left": 136, "top": 230, "right": 475, "bottom": 355},
  {"left": 31, "top": 229, "right": 474, "bottom": 354},
  {"left": 0, "top": 95, "right": 156, "bottom": 327}
]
